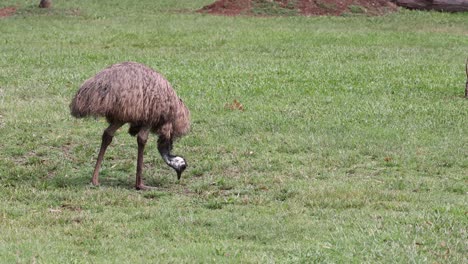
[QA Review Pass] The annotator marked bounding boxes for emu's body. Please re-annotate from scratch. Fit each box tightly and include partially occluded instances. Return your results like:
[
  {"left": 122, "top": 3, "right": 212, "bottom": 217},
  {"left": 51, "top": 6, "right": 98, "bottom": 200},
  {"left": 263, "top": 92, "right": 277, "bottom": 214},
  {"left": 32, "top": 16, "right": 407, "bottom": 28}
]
[{"left": 70, "top": 62, "right": 190, "bottom": 190}]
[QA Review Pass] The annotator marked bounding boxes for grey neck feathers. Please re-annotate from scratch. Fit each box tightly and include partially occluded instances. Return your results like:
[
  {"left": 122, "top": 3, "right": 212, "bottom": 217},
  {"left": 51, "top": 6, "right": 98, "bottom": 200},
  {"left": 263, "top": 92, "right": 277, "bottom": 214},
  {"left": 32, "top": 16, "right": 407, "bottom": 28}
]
[{"left": 158, "top": 138, "right": 175, "bottom": 166}]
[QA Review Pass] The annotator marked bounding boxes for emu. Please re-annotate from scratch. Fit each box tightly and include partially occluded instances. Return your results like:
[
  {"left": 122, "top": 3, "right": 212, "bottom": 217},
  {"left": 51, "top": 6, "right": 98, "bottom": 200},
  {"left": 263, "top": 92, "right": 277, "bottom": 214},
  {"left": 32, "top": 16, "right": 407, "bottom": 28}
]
[{"left": 70, "top": 62, "right": 190, "bottom": 190}]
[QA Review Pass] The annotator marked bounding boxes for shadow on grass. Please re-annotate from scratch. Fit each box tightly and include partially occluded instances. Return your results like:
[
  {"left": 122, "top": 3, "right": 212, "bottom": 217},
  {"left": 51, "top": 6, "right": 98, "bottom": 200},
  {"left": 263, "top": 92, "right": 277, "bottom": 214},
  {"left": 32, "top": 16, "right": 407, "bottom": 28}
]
[{"left": 46, "top": 171, "right": 176, "bottom": 191}]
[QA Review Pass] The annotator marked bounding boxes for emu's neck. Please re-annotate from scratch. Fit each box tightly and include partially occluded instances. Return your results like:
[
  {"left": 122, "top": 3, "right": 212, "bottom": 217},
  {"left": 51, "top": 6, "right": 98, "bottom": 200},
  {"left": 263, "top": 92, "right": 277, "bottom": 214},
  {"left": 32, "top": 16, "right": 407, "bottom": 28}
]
[
  {"left": 157, "top": 137, "right": 186, "bottom": 180},
  {"left": 157, "top": 138, "right": 174, "bottom": 165}
]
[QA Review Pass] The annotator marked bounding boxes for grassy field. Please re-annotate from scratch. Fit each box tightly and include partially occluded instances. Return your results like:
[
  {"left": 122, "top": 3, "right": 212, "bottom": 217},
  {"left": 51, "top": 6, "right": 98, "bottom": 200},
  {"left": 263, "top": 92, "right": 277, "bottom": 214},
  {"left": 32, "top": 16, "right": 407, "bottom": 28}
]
[{"left": 0, "top": 0, "right": 467, "bottom": 262}]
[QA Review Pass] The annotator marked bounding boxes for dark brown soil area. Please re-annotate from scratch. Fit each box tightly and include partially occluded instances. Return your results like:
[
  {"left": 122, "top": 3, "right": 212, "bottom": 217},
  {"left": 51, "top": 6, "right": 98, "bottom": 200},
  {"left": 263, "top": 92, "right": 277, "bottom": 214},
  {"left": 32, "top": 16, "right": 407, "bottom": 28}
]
[
  {"left": 199, "top": 0, "right": 398, "bottom": 16},
  {"left": 0, "top": 6, "right": 17, "bottom": 18}
]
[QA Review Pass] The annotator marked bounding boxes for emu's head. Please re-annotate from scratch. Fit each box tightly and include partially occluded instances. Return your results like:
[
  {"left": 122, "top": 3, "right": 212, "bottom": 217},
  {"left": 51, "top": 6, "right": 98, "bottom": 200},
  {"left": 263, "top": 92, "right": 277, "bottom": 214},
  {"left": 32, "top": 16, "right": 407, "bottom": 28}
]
[
  {"left": 167, "top": 156, "right": 187, "bottom": 180},
  {"left": 157, "top": 136, "right": 187, "bottom": 180}
]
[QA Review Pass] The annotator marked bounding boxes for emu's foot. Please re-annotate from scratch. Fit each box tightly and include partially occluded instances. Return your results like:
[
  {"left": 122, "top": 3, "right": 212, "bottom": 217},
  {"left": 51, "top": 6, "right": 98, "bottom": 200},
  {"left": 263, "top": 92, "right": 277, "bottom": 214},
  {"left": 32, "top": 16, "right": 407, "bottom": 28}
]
[
  {"left": 91, "top": 180, "right": 100, "bottom": 187},
  {"left": 88, "top": 182, "right": 100, "bottom": 189},
  {"left": 136, "top": 185, "right": 157, "bottom": 191}
]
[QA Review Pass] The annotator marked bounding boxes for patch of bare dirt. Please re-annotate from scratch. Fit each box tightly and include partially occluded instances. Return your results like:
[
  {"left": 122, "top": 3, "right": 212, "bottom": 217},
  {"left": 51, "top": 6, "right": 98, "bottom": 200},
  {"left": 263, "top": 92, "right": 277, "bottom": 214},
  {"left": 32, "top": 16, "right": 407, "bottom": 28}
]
[
  {"left": 0, "top": 6, "right": 16, "bottom": 18},
  {"left": 199, "top": 0, "right": 399, "bottom": 16}
]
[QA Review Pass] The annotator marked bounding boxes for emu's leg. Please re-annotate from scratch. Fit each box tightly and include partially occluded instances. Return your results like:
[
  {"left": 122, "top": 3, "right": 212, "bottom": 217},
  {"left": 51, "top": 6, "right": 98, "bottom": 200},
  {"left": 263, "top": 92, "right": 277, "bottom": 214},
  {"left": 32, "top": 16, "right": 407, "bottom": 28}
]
[
  {"left": 135, "top": 128, "right": 153, "bottom": 190},
  {"left": 92, "top": 122, "right": 123, "bottom": 186}
]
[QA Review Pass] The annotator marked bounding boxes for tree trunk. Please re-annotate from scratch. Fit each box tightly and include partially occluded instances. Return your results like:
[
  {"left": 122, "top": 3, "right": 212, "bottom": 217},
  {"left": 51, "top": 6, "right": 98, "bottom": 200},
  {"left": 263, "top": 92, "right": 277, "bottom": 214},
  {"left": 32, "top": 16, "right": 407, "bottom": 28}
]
[
  {"left": 39, "top": 0, "right": 52, "bottom": 8},
  {"left": 392, "top": 0, "right": 468, "bottom": 12}
]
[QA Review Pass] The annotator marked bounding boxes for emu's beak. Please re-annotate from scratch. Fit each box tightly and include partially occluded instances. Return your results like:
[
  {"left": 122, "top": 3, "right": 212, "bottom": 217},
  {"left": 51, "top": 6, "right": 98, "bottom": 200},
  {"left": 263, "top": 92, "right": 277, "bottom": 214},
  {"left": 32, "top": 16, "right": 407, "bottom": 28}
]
[
  {"left": 177, "top": 163, "right": 187, "bottom": 181},
  {"left": 177, "top": 171, "right": 182, "bottom": 181}
]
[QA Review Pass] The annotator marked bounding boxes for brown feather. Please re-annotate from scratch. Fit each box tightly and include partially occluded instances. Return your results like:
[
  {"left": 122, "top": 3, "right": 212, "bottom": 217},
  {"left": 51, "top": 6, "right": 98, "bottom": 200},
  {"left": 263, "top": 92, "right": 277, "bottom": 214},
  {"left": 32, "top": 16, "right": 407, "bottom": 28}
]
[{"left": 70, "top": 62, "right": 190, "bottom": 140}]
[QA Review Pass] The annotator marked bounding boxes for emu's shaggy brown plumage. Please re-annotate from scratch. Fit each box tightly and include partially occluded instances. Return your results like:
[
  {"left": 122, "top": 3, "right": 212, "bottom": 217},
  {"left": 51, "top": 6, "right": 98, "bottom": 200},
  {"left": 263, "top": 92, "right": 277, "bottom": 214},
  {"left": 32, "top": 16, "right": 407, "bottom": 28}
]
[{"left": 70, "top": 62, "right": 190, "bottom": 190}]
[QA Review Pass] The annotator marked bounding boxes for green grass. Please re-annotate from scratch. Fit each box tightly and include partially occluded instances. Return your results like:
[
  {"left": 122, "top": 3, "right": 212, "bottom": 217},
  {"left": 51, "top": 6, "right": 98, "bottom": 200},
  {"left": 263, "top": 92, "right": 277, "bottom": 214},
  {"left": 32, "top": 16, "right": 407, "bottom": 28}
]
[
  {"left": 348, "top": 5, "right": 366, "bottom": 14},
  {"left": 250, "top": 0, "right": 298, "bottom": 16},
  {"left": 1, "top": 0, "right": 467, "bottom": 262}
]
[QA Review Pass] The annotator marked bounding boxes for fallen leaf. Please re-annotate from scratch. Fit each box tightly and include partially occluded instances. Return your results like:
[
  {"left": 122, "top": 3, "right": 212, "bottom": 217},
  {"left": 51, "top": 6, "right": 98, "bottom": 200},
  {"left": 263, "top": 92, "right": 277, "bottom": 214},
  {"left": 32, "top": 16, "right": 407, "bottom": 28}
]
[{"left": 225, "top": 99, "right": 244, "bottom": 111}]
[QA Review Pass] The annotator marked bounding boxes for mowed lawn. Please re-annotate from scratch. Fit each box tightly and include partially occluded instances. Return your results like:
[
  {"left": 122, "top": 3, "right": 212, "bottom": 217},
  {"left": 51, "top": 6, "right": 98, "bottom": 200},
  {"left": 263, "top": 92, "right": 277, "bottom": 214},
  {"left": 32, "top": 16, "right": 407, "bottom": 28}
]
[{"left": 0, "top": 0, "right": 467, "bottom": 262}]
